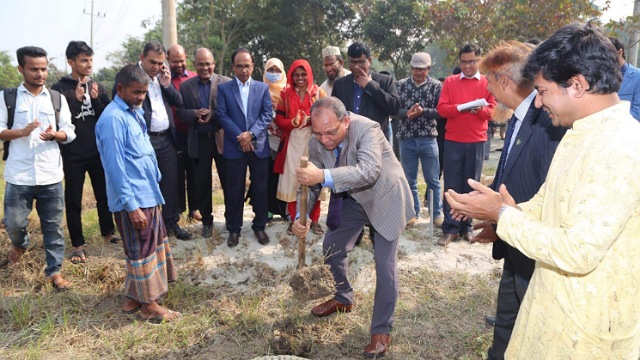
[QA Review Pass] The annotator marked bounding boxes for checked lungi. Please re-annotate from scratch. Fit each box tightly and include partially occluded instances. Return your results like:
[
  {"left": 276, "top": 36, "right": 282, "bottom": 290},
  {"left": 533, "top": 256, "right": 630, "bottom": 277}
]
[{"left": 114, "top": 205, "right": 177, "bottom": 304}]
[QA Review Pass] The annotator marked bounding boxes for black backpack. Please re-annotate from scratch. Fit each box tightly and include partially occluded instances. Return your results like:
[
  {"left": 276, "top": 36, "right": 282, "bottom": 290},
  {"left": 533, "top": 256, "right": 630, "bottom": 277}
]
[{"left": 2, "top": 88, "right": 62, "bottom": 161}]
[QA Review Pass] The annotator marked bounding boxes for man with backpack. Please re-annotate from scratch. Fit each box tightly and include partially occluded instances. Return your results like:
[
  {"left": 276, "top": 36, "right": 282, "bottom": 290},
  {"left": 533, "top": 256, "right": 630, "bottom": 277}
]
[
  {"left": 0, "top": 46, "right": 76, "bottom": 290},
  {"left": 51, "top": 41, "right": 117, "bottom": 264}
]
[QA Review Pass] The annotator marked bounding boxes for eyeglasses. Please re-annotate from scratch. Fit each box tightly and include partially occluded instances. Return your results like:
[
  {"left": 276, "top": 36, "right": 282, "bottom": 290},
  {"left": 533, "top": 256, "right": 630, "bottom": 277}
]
[
  {"left": 312, "top": 125, "right": 341, "bottom": 138},
  {"left": 266, "top": 67, "right": 282, "bottom": 73},
  {"left": 323, "top": 61, "right": 339, "bottom": 69},
  {"left": 348, "top": 59, "right": 368, "bottom": 67},
  {"left": 234, "top": 64, "right": 253, "bottom": 70},
  {"left": 459, "top": 60, "right": 478, "bottom": 66},
  {"left": 411, "top": 67, "right": 430, "bottom": 72}
]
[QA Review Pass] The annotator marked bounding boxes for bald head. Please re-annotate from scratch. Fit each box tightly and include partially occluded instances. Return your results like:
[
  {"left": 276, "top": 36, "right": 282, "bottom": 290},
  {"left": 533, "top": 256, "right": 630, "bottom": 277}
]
[
  {"left": 194, "top": 48, "right": 216, "bottom": 81},
  {"left": 167, "top": 44, "right": 187, "bottom": 76}
]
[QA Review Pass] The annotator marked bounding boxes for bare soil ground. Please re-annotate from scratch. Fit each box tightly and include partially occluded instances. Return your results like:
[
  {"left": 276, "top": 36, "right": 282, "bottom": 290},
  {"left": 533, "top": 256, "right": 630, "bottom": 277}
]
[{"left": 0, "top": 138, "right": 506, "bottom": 360}]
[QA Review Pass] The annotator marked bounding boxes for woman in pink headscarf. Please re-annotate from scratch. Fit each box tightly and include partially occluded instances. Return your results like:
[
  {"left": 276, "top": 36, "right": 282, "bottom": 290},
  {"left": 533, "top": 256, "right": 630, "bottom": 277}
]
[{"left": 274, "top": 59, "right": 327, "bottom": 235}]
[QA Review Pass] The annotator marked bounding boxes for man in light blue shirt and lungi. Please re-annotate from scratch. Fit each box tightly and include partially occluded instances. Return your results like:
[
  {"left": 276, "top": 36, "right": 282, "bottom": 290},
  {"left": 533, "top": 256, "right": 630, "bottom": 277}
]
[{"left": 96, "top": 64, "right": 181, "bottom": 323}]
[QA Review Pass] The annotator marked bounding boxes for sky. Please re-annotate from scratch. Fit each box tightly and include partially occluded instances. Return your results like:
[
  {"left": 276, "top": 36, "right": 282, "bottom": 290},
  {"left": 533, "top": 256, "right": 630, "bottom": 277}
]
[
  {"left": 0, "top": 0, "right": 162, "bottom": 71},
  {"left": 0, "top": 0, "right": 635, "bottom": 72}
]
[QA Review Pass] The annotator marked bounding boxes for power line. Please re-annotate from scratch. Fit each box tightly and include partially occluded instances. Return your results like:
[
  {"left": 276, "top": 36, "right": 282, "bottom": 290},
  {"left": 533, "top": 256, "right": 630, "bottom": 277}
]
[{"left": 83, "top": 0, "right": 106, "bottom": 48}]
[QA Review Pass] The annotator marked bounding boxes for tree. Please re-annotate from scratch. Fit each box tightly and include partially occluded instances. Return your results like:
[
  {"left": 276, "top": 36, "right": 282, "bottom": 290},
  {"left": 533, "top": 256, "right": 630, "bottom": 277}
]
[
  {"left": 107, "top": 20, "right": 163, "bottom": 68},
  {"left": 429, "top": 0, "right": 601, "bottom": 66},
  {"left": 0, "top": 51, "right": 22, "bottom": 90},
  {"left": 359, "top": 0, "right": 434, "bottom": 79}
]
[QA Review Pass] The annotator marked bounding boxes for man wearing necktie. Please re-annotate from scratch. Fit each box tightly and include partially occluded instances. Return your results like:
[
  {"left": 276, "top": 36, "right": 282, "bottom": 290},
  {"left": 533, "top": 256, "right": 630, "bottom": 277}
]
[
  {"left": 292, "top": 97, "right": 413, "bottom": 358},
  {"left": 473, "top": 41, "right": 566, "bottom": 360}
]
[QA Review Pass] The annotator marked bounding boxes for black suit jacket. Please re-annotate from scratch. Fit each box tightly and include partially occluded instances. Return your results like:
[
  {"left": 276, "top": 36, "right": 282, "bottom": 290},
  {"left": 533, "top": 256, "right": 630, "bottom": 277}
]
[
  {"left": 177, "top": 74, "right": 232, "bottom": 158},
  {"left": 141, "top": 82, "right": 182, "bottom": 145},
  {"left": 491, "top": 103, "right": 566, "bottom": 279},
  {"left": 331, "top": 72, "right": 401, "bottom": 132}
]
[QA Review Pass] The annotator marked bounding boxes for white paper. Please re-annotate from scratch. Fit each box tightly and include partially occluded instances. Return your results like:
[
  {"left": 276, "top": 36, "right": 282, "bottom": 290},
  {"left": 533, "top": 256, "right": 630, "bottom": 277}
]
[{"left": 456, "top": 98, "right": 490, "bottom": 112}]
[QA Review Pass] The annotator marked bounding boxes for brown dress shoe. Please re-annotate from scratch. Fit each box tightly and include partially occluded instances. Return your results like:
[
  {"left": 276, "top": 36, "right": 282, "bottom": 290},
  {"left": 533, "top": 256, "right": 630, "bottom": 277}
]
[
  {"left": 228, "top": 233, "right": 240, "bottom": 248},
  {"left": 363, "top": 333, "right": 391, "bottom": 357},
  {"left": 437, "top": 233, "right": 458, "bottom": 246},
  {"left": 311, "top": 298, "right": 353, "bottom": 317},
  {"left": 254, "top": 230, "right": 270, "bottom": 245}
]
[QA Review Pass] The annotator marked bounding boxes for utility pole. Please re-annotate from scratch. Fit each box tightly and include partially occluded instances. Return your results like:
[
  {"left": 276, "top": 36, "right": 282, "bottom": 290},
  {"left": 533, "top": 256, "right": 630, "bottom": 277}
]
[
  {"left": 162, "top": 0, "right": 178, "bottom": 47},
  {"left": 83, "top": 0, "right": 106, "bottom": 49},
  {"left": 628, "top": 0, "right": 640, "bottom": 67}
]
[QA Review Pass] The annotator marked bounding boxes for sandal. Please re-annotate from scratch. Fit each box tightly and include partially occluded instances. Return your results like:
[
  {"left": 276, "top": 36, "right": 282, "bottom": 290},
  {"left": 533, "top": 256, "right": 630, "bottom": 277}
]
[
  {"left": 310, "top": 221, "right": 324, "bottom": 235},
  {"left": 49, "top": 274, "right": 72, "bottom": 291},
  {"left": 70, "top": 249, "right": 86, "bottom": 264},
  {"left": 287, "top": 222, "right": 293, "bottom": 236},
  {"left": 105, "top": 235, "right": 122, "bottom": 244},
  {"left": 140, "top": 309, "right": 182, "bottom": 324}
]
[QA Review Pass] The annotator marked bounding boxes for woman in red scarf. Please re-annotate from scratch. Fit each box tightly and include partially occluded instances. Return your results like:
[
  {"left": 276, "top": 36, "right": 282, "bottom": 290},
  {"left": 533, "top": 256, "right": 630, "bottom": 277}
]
[{"left": 274, "top": 59, "right": 327, "bottom": 235}]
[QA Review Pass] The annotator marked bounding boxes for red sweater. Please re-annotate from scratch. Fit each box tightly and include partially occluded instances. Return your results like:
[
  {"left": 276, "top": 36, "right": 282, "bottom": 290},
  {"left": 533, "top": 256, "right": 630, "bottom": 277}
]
[{"left": 436, "top": 74, "right": 496, "bottom": 143}]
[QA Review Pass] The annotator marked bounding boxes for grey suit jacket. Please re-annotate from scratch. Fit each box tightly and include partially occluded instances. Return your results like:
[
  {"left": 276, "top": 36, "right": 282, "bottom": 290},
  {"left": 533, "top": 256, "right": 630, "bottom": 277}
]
[
  {"left": 307, "top": 114, "right": 413, "bottom": 241},
  {"left": 177, "top": 74, "right": 232, "bottom": 158}
]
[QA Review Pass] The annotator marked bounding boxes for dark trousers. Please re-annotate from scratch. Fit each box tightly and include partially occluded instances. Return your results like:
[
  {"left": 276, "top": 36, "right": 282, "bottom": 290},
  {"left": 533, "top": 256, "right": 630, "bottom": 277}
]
[
  {"left": 324, "top": 196, "right": 398, "bottom": 335},
  {"left": 268, "top": 149, "right": 288, "bottom": 218},
  {"left": 150, "top": 135, "right": 179, "bottom": 228},
  {"left": 63, "top": 156, "right": 115, "bottom": 247},
  {"left": 442, "top": 140, "right": 484, "bottom": 235},
  {"left": 193, "top": 132, "right": 227, "bottom": 226},
  {"left": 436, "top": 118, "right": 447, "bottom": 178},
  {"left": 488, "top": 257, "right": 530, "bottom": 360},
  {"left": 224, "top": 152, "right": 268, "bottom": 233},
  {"left": 176, "top": 131, "right": 197, "bottom": 214}
]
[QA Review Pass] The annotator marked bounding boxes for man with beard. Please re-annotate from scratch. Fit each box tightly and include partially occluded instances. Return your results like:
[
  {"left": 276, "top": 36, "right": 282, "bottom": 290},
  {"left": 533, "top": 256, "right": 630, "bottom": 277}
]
[{"left": 319, "top": 46, "right": 350, "bottom": 96}]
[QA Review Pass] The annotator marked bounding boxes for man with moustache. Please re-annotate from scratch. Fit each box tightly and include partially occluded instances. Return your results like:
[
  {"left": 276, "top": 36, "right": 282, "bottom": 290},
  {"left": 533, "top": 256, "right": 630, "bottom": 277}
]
[
  {"left": 216, "top": 48, "right": 272, "bottom": 247},
  {"left": 436, "top": 43, "right": 496, "bottom": 246},
  {"left": 331, "top": 41, "right": 401, "bottom": 139},
  {"left": 167, "top": 44, "right": 201, "bottom": 222},
  {"left": 97, "top": 64, "right": 180, "bottom": 323},
  {"left": 0, "top": 46, "right": 76, "bottom": 290},
  {"left": 52, "top": 41, "right": 117, "bottom": 264},
  {"left": 138, "top": 40, "right": 191, "bottom": 240},
  {"left": 319, "top": 46, "right": 350, "bottom": 96},
  {"left": 178, "top": 48, "right": 231, "bottom": 238}
]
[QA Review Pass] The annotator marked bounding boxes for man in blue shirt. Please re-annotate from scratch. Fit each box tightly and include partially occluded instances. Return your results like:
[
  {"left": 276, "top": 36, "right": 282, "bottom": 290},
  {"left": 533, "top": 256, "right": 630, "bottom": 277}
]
[
  {"left": 610, "top": 37, "right": 640, "bottom": 121},
  {"left": 96, "top": 64, "right": 180, "bottom": 323}
]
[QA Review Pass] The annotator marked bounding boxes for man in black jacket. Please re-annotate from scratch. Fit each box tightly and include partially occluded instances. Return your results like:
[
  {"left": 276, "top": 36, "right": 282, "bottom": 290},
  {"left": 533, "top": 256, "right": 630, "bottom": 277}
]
[
  {"left": 52, "top": 41, "right": 117, "bottom": 263},
  {"left": 138, "top": 40, "right": 191, "bottom": 240}
]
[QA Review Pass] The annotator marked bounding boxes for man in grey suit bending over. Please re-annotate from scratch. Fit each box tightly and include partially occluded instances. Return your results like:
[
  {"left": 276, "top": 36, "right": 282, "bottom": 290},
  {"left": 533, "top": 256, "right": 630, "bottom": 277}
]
[{"left": 292, "top": 97, "right": 413, "bottom": 358}]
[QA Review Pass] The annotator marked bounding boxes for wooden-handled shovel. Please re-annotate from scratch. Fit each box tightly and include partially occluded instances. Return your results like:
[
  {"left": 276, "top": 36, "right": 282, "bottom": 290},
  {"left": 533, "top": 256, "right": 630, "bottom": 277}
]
[{"left": 297, "top": 156, "right": 309, "bottom": 269}]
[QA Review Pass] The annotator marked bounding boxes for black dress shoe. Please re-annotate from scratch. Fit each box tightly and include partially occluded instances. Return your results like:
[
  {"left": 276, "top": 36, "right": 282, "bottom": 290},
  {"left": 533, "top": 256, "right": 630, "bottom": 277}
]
[
  {"left": 168, "top": 225, "right": 192, "bottom": 240},
  {"left": 202, "top": 225, "right": 212, "bottom": 238},
  {"left": 227, "top": 232, "right": 240, "bottom": 247},
  {"left": 485, "top": 315, "right": 496, "bottom": 326},
  {"left": 254, "top": 230, "right": 270, "bottom": 245}
]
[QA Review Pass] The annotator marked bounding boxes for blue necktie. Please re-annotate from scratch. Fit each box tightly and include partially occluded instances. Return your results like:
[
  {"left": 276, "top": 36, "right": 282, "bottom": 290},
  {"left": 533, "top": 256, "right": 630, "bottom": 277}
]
[
  {"left": 326, "top": 148, "right": 342, "bottom": 230},
  {"left": 496, "top": 115, "right": 517, "bottom": 186}
]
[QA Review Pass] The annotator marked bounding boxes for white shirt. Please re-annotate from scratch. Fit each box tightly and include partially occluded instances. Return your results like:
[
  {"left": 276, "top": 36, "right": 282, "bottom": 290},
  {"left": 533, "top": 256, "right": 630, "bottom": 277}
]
[
  {"left": 460, "top": 71, "right": 482, "bottom": 80},
  {"left": 147, "top": 77, "right": 170, "bottom": 132},
  {"left": 0, "top": 84, "right": 76, "bottom": 185},
  {"left": 506, "top": 90, "right": 537, "bottom": 157},
  {"left": 236, "top": 77, "right": 251, "bottom": 120}
]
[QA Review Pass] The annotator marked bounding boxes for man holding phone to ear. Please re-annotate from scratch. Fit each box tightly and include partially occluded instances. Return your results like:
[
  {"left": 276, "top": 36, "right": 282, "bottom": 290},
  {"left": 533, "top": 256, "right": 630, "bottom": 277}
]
[{"left": 138, "top": 40, "right": 191, "bottom": 240}]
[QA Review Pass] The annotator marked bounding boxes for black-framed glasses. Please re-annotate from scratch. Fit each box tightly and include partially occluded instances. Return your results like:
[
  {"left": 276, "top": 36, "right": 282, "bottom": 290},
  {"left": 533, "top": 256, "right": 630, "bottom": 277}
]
[
  {"left": 459, "top": 60, "right": 478, "bottom": 66},
  {"left": 234, "top": 64, "right": 253, "bottom": 70}
]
